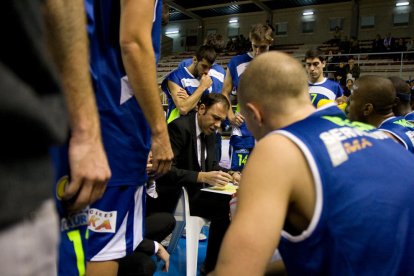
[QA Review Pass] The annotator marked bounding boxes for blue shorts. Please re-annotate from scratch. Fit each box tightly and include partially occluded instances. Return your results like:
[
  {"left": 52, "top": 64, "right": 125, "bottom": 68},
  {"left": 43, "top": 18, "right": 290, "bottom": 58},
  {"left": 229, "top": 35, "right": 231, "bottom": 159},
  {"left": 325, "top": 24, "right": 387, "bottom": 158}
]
[{"left": 87, "top": 185, "right": 145, "bottom": 261}]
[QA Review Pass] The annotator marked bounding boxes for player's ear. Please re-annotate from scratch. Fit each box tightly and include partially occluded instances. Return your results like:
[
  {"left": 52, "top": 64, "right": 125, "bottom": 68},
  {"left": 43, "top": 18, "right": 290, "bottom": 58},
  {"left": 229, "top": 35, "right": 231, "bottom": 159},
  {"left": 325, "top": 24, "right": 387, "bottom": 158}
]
[
  {"left": 246, "top": 102, "right": 263, "bottom": 125},
  {"left": 363, "top": 103, "right": 374, "bottom": 116}
]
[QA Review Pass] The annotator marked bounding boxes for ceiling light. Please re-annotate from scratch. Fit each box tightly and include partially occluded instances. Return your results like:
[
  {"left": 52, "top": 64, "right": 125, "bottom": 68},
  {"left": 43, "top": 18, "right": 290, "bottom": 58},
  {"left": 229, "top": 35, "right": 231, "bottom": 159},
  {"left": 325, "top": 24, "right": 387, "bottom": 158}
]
[
  {"left": 396, "top": 1, "right": 409, "bottom": 6},
  {"left": 165, "top": 30, "right": 179, "bottom": 35},
  {"left": 229, "top": 19, "right": 238, "bottom": 24},
  {"left": 303, "top": 11, "right": 314, "bottom": 16}
]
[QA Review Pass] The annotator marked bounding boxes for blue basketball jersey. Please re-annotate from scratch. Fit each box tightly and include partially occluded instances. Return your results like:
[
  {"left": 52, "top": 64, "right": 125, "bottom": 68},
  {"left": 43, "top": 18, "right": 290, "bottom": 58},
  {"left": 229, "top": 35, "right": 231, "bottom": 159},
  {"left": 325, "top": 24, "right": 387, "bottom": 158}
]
[
  {"left": 178, "top": 58, "right": 226, "bottom": 93},
  {"left": 405, "top": 111, "right": 414, "bottom": 122},
  {"left": 226, "top": 53, "right": 255, "bottom": 161},
  {"left": 227, "top": 53, "right": 253, "bottom": 90},
  {"left": 274, "top": 104, "right": 414, "bottom": 275},
  {"left": 226, "top": 52, "right": 255, "bottom": 170},
  {"left": 50, "top": 145, "right": 88, "bottom": 276},
  {"left": 308, "top": 78, "right": 343, "bottom": 107},
  {"left": 162, "top": 66, "right": 211, "bottom": 123},
  {"left": 86, "top": 0, "right": 162, "bottom": 186},
  {"left": 378, "top": 116, "right": 414, "bottom": 153}
]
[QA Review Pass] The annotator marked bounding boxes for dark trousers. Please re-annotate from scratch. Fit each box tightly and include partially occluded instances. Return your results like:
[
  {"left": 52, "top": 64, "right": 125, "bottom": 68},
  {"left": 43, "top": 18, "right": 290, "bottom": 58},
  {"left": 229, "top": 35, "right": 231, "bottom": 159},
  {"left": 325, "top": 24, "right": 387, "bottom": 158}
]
[
  {"left": 117, "top": 212, "right": 176, "bottom": 276},
  {"left": 190, "top": 191, "right": 231, "bottom": 273},
  {"left": 147, "top": 186, "right": 231, "bottom": 273}
]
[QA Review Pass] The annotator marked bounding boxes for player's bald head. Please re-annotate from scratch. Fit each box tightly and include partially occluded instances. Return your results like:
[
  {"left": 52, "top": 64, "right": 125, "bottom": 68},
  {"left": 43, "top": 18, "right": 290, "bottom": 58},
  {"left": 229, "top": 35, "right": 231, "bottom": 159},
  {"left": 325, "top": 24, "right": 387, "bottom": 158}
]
[
  {"left": 354, "top": 75, "right": 396, "bottom": 115},
  {"left": 238, "top": 51, "right": 309, "bottom": 114}
]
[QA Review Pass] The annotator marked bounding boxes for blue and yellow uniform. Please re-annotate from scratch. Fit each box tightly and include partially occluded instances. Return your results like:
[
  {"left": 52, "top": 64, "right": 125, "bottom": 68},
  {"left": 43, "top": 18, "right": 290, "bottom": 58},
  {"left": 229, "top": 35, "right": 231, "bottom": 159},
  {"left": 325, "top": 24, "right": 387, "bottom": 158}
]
[
  {"left": 226, "top": 53, "right": 255, "bottom": 171},
  {"left": 308, "top": 78, "right": 343, "bottom": 108},
  {"left": 405, "top": 111, "right": 414, "bottom": 122},
  {"left": 378, "top": 116, "right": 414, "bottom": 153},
  {"left": 85, "top": 0, "right": 162, "bottom": 262},
  {"left": 162, "top": 66, "right": 211, "bottom": 123},
  {"left": 178, "top": 58, "right": 225, "bottom": 94},
  {"left": 274, "top": 104, "right": 414, "bottom": 275}
]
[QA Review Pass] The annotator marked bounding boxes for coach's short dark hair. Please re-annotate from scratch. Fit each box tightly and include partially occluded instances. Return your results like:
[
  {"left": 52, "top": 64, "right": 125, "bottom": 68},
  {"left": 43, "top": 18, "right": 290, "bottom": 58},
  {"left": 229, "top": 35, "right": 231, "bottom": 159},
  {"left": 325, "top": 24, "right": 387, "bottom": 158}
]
[{"left": 199, "top": 93, "right": 230, "bottom": 111}]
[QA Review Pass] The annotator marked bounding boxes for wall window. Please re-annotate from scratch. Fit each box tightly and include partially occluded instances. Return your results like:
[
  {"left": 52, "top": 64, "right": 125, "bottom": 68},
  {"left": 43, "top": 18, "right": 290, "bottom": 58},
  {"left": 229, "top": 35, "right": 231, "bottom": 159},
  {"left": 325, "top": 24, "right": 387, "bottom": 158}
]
[
  {"left": 275, "top": 22, "right": 288, "bottom": 36},
  {"left": 227, "top": 27, "right": 239, "bottom": 37},
  {"left": 393, "top": 13, "right": 410, "bottom": 26},
  {"left": 302, "top": 21, "right": 315, "bottom": 33},
  {"left": 360, "top": 15, "right": 375, "bottom": 29},
  {"left": 206, "top": 29, "right": 217, "bottom": 36},
  {"left": 329, "top": 18, "right": 344, "bottom": 31}
]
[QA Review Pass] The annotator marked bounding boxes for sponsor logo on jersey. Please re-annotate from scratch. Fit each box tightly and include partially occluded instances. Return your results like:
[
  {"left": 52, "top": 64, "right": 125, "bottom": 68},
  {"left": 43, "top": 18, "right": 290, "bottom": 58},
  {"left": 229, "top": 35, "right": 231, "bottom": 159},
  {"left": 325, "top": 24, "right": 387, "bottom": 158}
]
[
  {"left": 61, "top": 210, "right": 88, "bottom": 231},
  {"left": 319, "top": 124, "right": 389, "bottom": 167},
  {"left": 88, "top": 208, "right": 117, "bottom": 233}
]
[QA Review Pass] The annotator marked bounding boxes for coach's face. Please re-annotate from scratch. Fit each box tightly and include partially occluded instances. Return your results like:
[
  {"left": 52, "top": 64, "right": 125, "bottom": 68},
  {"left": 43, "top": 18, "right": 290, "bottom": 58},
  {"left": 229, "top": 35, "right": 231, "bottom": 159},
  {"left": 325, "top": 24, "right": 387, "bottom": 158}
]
[{"left": 198, "top": 103, "right": 227, "bottom": 135}]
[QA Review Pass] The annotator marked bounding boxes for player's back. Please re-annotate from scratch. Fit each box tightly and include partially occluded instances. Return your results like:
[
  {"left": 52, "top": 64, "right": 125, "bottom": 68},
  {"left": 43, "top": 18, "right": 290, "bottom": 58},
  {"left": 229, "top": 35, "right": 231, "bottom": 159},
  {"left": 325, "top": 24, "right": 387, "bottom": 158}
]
[
  {"left": 277, "top": 105, "right": 414, "bottom": 275},
  {"left": 378, "top": 116, "right": 414, "bottom": 153}
]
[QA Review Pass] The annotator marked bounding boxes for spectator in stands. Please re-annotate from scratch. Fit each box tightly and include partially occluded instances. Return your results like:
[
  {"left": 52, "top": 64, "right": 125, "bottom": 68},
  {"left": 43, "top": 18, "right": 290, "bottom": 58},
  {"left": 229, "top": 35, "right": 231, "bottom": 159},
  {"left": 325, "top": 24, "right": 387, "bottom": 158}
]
[
  {"left": 161, "top": 45, "right": 216, "bottom": 123},
  {"left": 406, "top": 37, "right": 414, "bottom": 60},
  {"left": 406, "top": 37, "right": 414, "bottom": 51},
  {"left": 383, "top": 32, "right": 395, "bottom": 52},
  {"left": 394, "top": 38, "right": 407, "bottom": 60},
  {"left": 326, "top": 26, "right": 342, "bottom": 47},
  {"left": 226, "top": 37, "right": 236, "bottom": 52},
  {"left": 395, "top": 38, "right": 406, "bottom": 52},
  {"left": 344, "top": 77, "right": 355, "bottom": 97},
  {"left": 222, "top": 23, "right": 274, "bottom": 172},
  {"left": 348, "top": 75, "right": 414, "bottom": 153},
  {"left": 305, "top": 48, "right": 344, "bottom": 107},
  {"left": 345, "top": 56, "right": 361, "bottom": 80},
  {"left": 325, "top": 50, "right": 336, "bottom": 80},
  {"left": 389, "top": 76, "right": 412, "bottom": 116},
  {"left": 335, "top": 60, "right": 348, "bottom": 88},
  {"left": 349, "top": 36, "right": 360, "bottom": 54},
  {"left": 339, "top": 36, "right": 351, "bottom": 53},
  {"left": 332, "top": 26, "right": 342, "bottom": 46},
  {"left": 372, "top": 34, "right": 383, "bottom": 52},
  {"left": 238, "top": 34, "right": 249, "bottom": 53}
]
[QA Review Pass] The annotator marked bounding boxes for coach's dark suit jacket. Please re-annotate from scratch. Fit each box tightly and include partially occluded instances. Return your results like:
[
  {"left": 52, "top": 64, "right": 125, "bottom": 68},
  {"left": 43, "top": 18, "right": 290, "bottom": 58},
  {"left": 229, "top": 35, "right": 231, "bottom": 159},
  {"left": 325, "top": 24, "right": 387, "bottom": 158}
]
[
  {"left": 148, "top": 112, "right": 231, "bottom": 272},
  {"left": 167, "top": 112, "right": 221, "bottom": 195},
  {"left": 150, "top": 112, "right": 225, "bottom": 212}
]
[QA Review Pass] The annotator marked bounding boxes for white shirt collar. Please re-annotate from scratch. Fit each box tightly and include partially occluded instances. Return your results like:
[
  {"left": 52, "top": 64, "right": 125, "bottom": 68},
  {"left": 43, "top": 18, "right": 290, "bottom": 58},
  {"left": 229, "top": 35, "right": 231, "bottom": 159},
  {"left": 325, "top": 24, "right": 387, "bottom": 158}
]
[{"left": 195, "top": 113, "right": 203, "bottom": 137}]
